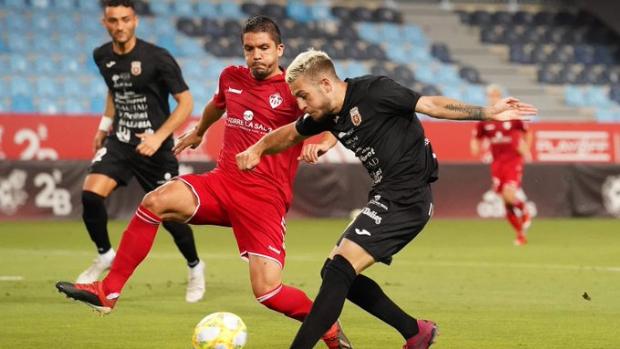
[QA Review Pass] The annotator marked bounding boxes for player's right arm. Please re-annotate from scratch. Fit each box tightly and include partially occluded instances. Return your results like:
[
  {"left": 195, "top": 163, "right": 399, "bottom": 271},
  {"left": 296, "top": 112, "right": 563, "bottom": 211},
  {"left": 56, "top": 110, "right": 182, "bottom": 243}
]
[
  {"left": 236, "top": 122, "right": 308, "bottom": 171},
  {"left": 173, "top": 99, "right": 225, "bottom": 155},
  {"left": 298, "top": 132, "right": 337, "bottom": 164},
  {"left": 93, "top": 91, "right": 115, "bottom": 153}
]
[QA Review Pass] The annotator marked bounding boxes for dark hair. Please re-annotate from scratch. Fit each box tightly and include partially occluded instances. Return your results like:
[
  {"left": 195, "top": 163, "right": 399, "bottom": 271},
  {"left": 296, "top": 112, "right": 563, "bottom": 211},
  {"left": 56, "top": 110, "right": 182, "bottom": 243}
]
[
  {"left": 102, "top": 0, "right": 135, "bottom": 10},
  {"left": 242, "top": 16, "right": 282, "bottom": 45}
]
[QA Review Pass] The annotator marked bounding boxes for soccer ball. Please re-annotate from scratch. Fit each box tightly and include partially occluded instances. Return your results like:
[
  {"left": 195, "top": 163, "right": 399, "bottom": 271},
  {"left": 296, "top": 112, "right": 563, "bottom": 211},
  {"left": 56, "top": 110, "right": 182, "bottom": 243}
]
[{"left": 192, "top": 312, "right": 248, "bottom": 349}]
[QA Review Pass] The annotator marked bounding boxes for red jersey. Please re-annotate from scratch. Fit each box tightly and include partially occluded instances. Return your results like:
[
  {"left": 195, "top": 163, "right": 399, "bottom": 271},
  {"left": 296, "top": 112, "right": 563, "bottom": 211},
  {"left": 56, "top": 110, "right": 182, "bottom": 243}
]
[
  {"left": 212, "top": 66, "right": 303, "bottom": 205},
  {"left": 474, "top": 120, "right": 527, "bottom": 163}
]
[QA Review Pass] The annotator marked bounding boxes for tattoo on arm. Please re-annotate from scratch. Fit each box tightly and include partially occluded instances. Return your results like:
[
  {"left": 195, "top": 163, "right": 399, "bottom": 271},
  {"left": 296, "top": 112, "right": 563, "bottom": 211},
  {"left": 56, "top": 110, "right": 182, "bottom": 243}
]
[{"left": 444, "top": 104, "right": 486, "bottom": 120}]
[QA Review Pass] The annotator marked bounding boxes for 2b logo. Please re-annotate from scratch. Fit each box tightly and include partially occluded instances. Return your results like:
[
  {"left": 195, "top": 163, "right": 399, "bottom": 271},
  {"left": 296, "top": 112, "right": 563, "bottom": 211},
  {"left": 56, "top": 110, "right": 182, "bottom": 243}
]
[{"left": 34, "top": 170, "right": 71, "bottom": 216}]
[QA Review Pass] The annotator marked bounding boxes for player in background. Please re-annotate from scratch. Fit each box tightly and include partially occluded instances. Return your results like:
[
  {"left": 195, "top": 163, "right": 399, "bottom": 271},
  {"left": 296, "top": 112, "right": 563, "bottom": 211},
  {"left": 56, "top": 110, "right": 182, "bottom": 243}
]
[
  {"left": 74, "top": 0, "right": 204, "bottom": 302},
  {"left": 470, "top": 84, "right": 533, "bottom": 246},
  {"left": 236, "top": 49, "right": 537, "bottom": 349},
  {"left": 57, "top": 16, "right": 351, "bottom": 349}
]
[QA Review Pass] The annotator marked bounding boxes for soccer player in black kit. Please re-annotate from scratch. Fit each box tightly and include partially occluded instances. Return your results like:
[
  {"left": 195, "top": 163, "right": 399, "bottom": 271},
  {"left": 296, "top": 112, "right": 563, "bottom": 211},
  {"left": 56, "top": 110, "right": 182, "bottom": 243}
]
[
  {"left": 77, "top": 0, "right": 204, "bottom": 303},
  {"left": 236, "top": 49, "right": 538, "bottom": 348}
]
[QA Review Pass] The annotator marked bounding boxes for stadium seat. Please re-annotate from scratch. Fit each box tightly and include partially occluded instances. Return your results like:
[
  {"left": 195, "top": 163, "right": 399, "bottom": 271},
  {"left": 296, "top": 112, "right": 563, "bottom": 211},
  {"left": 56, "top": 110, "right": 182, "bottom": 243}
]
[
  {"left": 62, "top": 100, "right": 88, "bottom": 114},
  {"left": 34, "top": 57, "right": 57, "bottom": 74},
  {"left": 173, "top": 1, "right": 194, "bottom": 16},
  {"left": 585, "top": 86, "right": 613, "bottom": 108},
  {"left": 439, "top": 84, "right": 462, "bottom": 100},
  {"left": 460, "top": 66, "right": 483, "bottom": 84},
  {"left": 0, "top": 98, "right": 9, "bottom": 112},
  {"left": 89, "top": 96, "right": 106, "bottom": 113},
  {"left": 595, "top": 107, "right": 620, "bottom": 123},
  {"left": 149, "top": 1, "right": 170, "bottom": 16},
  {"left": 463, "top": 85, "right": 486, "bottom": 105},
  {"left": 9, "top": 55, "right": 29, "bottom": 75},
  {"left": 373, "top": 7, "right": 401, "bottom": 23},
  {"left": 431, "top": 43, "right": 453, "bottom": 63},
  {"left": 351, "top": 6, "right": 374, "bottom": 22},
  {"left": 5, "top": 0, "right": 28, "bottom": 10},
  {"left": 196, "top": 2, "right": 219, "bottom": 18},
  {"left": 564, "top": 85, "right": 585, "bottom": 107},
  {"left": 61, "top": 77, "right": 84, "bottom": 98},
  {"left": 36, "top": 76, "right": 59, "bottom": 97},
  {"left": 219, "top": 2, "right": 245, "bottom": 19},
  {"left": 76, "top": 0, "right": 99, "bottom": 12},
  {"left": 37, "top": 98, "right": 61, "bottom": 114},
  {"left": 10, "top": 95, "right": 35, "bottom": 113},
  {"left": 54, "top": 0, "right": 76, "bottom": 10}
]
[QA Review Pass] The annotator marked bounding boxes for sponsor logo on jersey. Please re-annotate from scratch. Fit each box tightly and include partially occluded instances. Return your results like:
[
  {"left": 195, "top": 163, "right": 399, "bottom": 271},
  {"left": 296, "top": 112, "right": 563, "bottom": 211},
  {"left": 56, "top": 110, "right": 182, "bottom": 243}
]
[
  {"left": 106, "top": 61, "right": 116, "bottom": 68},
  {"left": 350, "top": 106, "right": 362, "bottom": 126},
  {"left": 130, "top": 61, "right": 142, "bottom": 76},
  {"left": 243, "top": 110, "right": 254, "bottom": 121},
  {"left": 269, "top": 93, "right": 283, "bottom": 109},
  {"left": 354, "top": 228, "right": 372, "bottom": 236},
  {"left": 361, "top": 207, "right": 382, "bottom": 224},
  {"left": 227, "top": 87, "right": 243, "bottom": 94}
]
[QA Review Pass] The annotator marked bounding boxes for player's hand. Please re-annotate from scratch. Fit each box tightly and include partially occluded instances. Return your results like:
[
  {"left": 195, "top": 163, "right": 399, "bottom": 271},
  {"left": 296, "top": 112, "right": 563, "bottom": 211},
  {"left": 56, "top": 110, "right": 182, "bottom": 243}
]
[
  {"left": 173, "top": 127, "right": 203, "bottom": 155},
  {"left": 298, "top": 142, "right": 331, "bottom": 164},
  {"left": 136, "top": 132, "right": 164, "bottom": 157},
  {"left": 488, "top": 97, "right": 538, "bottom": 121},
  {"left": 236, "top": 147, "right": 262, "bottom": 171},
  {"left": 93, "top": 130, "right": 107, "bottom": 153}
]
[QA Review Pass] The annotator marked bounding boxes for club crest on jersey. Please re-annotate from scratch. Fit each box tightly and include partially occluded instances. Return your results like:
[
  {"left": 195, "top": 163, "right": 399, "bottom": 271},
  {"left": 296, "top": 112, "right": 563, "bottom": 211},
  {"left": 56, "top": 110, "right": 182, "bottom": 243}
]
[
  {"left": 131, "top": 61, "right": 142, "bottom": 76},
  {"left": 269, "top": 93, "right": 283, "bottom": 109},
  {"left": 350, "top": 106, "right": 362, "bottom": 126}
]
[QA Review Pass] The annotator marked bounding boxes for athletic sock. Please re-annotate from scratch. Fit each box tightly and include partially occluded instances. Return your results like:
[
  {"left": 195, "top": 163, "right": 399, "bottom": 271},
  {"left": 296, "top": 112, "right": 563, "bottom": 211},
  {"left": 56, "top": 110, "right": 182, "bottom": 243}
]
[
  {"left": 81, "top": 191, "right": 111, "bottom": 254},
  {"left": 102, "top": 205, "right": 161, "bottom": 296},
  {"left": 505, "top": 204, "right": 523, "bottom": 235},
  {"left": 290, "top": 255, "right": 357, "bottom": 349},
  {"left": 162, "top": 221, "right": 200, "bottom": 267},
  {"left": 258, "top": 284, "right": 313, "bottom": 322},
  {"left": 348, "top": 273, "right": 419, "bottom": 339},
  {"left": 320, "top": 258, "right": 419, "bottom": 339}
]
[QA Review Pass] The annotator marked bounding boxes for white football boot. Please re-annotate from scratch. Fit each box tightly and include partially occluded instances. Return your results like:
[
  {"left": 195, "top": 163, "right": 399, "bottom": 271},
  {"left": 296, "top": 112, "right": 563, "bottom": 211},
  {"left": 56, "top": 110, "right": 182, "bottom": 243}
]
[
  {"left": 186, "top": 260, "right": 205, "bottom": 303},
  {"left": 76, "top": 249, "right": 115, "bottom": 284}
]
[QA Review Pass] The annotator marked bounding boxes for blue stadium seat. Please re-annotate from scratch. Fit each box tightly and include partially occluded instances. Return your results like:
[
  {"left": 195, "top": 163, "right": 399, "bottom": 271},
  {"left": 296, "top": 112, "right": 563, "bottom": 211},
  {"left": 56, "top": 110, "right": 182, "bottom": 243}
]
[
  {"left": 439, "top": 84, "right": 462, "bottom": 100},
  {"left": 34, "top": 57, "right": 57, "bottom": 74},
  {"left": 10, "top": 55, "right": 29, "bottom": 74},
  {"left": 585, "top": 86, "right": 613, "bottom": 108},
  {"left": 148, "top": 1, "right": 170, "bottom": 16},
  {"left": 357, "top": 23, "right": 382, "bottom": 43},
  {"left": 431, "top": 43, "right": 453, "bottom": 63},
  {"left": 5, "top": 0, "right": 27, "bottom": 9},
  {"left": 219, "top": 2, "right": 244, "bottom": 19},
  {"left": 89, "top": 96, "right": 106, "bottom": 113},
  {"left": 10, "top": 95, "right": 35, "bottom": 113},
  {"left": 0, "top": 38, "right": 8, "bottom": 53},
  {"left": 436, "top": 65, "right": 460, "bottom": 85},
  {"left": 595, "top": 107, "right": 620, "bottom": 123},
  {"left": 62, "top": 100, "right": 87, "bottom": 114},
  {"left": 54, "top": 0, "right": 76, "bottom": 10},
  {"left": 564, "top": 85, "right": 585, "bottom": 107},
  {"left": 287, "top": 2, "right": 312, "bottom": 23},
  {"left": 460, "top": 66, "right": 483, "bottom": 84},
  {"left": 7, "top": 35, "right": 31, "bottom": 52},
  {"left": 463, "top": 85, "right": 486, "bottom": 105},
  {"left": 173, "top": 1, "right": 195, "bottom": 16},
  {"left": 346, "top": 61, "right": 368, "bottom": 77},
  {"left": 36, "top": 76, "right": 59, "bottom": 97},
  {"left": 62, "top": 77, "right": 83, "bottom": 97},
  {"left": 414, "top": 66, "right": 436, "bottom": 85},
  {"left": 196, "top": 2, "right": 219, "bottom": 18},
  {"left": 77, "top": 0, "right": 99, "bottom": 12},
  {"left": 56, "top": 15, "right": 79, "bottom": 34},
  {"left": 0, "top": 98, "right": 9, "bottom": 112},
  {"left": 37, "top": 98, "right": 62, "bottom": 114},
  {"left": 310, "top": 3, "right": 333, "bottom": 21},
  {"left": 11, "top": 78, "right": 33, "bottom": 99},
  {"left": 402, "top": 25, "right": 427, "bottom": 45}
]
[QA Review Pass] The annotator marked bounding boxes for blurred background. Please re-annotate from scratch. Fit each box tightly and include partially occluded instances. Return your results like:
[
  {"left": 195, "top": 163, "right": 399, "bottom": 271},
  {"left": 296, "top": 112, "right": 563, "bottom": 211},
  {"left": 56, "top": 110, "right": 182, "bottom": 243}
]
[{"left": 1, "top": 0, "right": 619, "bottom": 220}]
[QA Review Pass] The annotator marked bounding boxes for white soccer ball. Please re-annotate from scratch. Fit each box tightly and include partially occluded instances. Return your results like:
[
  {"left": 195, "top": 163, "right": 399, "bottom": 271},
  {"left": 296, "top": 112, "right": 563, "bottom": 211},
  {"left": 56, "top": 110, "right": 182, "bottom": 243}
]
[{"left": 192, "top": 312, "right": 248, "bottom": 349}]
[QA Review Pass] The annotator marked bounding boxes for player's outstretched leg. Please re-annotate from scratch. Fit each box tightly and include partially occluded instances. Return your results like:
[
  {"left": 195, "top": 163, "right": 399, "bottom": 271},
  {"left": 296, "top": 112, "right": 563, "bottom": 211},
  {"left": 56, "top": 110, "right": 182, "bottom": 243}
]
[
  {"left": 503, "top": 184, "right": 527, "bottom": 245},
  {"left": 248, "top": 255, "right": 352, "bottom": 349},
  {"left": 56, "top": 180, "right": 197, "bottom": 314}
]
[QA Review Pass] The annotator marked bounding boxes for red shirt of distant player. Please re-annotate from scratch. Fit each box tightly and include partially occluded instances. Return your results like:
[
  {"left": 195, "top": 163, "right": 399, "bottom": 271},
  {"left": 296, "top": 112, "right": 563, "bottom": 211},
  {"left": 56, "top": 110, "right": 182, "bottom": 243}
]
[
  {"left": 474, "top": 120, "right": 527, "bottom": 192},
  {"left": 178, "top": 66, "right": 303, "bottom": 267}
]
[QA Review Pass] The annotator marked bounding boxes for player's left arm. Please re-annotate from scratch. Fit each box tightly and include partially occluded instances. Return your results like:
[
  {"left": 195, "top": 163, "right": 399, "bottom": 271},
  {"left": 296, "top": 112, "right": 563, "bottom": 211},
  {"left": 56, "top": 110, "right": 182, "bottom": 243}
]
[
  {"left": 416, "top": 96, "right": 537, "bottom": 121},
  {"left": 136, "top": 90, "right": 193, "bottom": 157},
  {"left": 236, "top": 122, "right": 309, "bottom": 171}
]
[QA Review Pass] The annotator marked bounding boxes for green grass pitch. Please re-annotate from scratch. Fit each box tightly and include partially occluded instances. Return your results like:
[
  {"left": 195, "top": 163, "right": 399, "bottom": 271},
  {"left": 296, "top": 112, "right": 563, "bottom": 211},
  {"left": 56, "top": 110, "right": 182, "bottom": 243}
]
[{"left": 1, "top": 219, "right": 619, "bottom": 348}]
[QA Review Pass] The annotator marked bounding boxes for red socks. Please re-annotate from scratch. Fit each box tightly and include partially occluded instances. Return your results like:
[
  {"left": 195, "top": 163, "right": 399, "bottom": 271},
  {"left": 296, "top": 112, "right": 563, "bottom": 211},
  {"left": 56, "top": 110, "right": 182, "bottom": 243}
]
[
  {"left": 505, "top": 203, "right": 524, "bottom": 237},
  {"left": 102, "top": 205, "right": 161, "bottom": 296},
  {"left": 257, "top": 284, "right": 313, "bottom": 322}
]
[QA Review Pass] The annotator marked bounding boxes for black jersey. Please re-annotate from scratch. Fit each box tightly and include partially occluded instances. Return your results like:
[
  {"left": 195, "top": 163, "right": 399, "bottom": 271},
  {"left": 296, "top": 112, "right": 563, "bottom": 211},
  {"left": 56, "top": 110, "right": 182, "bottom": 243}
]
[
  {"left": 295, "top": 75, "right": 438, "bottom": 201},
  {"left": 93, "top": 39, "right": 189, "bottom": 151}
]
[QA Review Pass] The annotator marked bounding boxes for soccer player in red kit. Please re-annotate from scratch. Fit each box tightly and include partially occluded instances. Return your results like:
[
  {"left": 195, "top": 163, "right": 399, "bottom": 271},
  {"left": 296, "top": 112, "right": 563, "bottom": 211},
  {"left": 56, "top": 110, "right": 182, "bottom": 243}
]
[
  {"left": 56, "top": 16, "right": 350, "bottom": 348},
  {"left": 471, "top": 84, "right": 533, "bottom": 245}
]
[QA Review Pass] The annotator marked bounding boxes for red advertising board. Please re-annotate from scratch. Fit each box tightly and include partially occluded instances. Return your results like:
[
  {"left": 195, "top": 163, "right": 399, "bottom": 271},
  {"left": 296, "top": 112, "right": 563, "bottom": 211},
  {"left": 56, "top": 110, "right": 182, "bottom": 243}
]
[{"left": 1, "top": 114, "right": 620, "bottom": 163}]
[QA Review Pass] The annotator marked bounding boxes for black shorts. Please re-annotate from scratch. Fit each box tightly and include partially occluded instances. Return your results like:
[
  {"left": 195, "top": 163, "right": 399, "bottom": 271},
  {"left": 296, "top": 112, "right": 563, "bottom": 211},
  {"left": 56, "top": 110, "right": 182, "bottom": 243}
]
[
  {"left": 89, "top": 138, "right": 179, "bottom": 192},
  {"left": 340, "top": 185, "right": 433, "bottom": 265}
]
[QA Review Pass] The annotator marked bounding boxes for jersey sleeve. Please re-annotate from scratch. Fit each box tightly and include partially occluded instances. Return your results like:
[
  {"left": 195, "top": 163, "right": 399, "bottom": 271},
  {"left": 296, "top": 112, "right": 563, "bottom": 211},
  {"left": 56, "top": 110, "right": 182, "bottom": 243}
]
[
  {"left": 212, "top": 68, "right": 229, "bottom": 110},
  {"left": 514, "top": 120, "right": 527, "bottom": 132},
  {"left": 295, "top": 114, "right": 332, "bottom": 136},
  {"left": 370, "top": 76, "right": 421, "bottom": 117},
  {"left": 156, "top": 49, "right": 189, "bottom": 95}
]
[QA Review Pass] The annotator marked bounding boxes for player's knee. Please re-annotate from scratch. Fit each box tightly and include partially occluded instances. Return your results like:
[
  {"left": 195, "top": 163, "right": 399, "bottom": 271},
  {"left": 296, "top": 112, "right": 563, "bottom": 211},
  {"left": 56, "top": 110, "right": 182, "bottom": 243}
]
[
  {"left": 141, "top": 190, "right": 166, "bottom": 216},
  {"left": 251, "top": 278, "right": 281, "bottom": 298},
  {"left": 82, "top": 190, "right": 105, "bottom": 209}
]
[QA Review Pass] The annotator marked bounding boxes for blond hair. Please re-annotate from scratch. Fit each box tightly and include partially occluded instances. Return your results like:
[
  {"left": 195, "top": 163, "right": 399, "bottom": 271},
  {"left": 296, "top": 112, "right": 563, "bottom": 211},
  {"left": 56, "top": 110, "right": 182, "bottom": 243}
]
[{"left": 285, "top": 48, "right": 338, "bottom": 84}]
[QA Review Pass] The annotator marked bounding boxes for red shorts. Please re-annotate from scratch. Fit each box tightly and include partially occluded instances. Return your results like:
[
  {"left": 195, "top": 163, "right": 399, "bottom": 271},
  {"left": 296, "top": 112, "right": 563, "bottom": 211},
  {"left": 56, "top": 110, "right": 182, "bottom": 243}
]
[
  {"left": 177, "top": 169, "right": 288, "bottom": 268},
  {"left": 491, "top": 158, "right": 523, "bottom": 193}
]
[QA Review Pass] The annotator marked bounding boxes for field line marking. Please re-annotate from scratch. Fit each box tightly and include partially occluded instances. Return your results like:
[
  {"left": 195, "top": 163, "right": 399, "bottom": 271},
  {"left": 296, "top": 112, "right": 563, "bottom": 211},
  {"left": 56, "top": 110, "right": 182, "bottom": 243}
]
[{"left": 0, "top": 276, "right": 23, "bottom": 281}]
